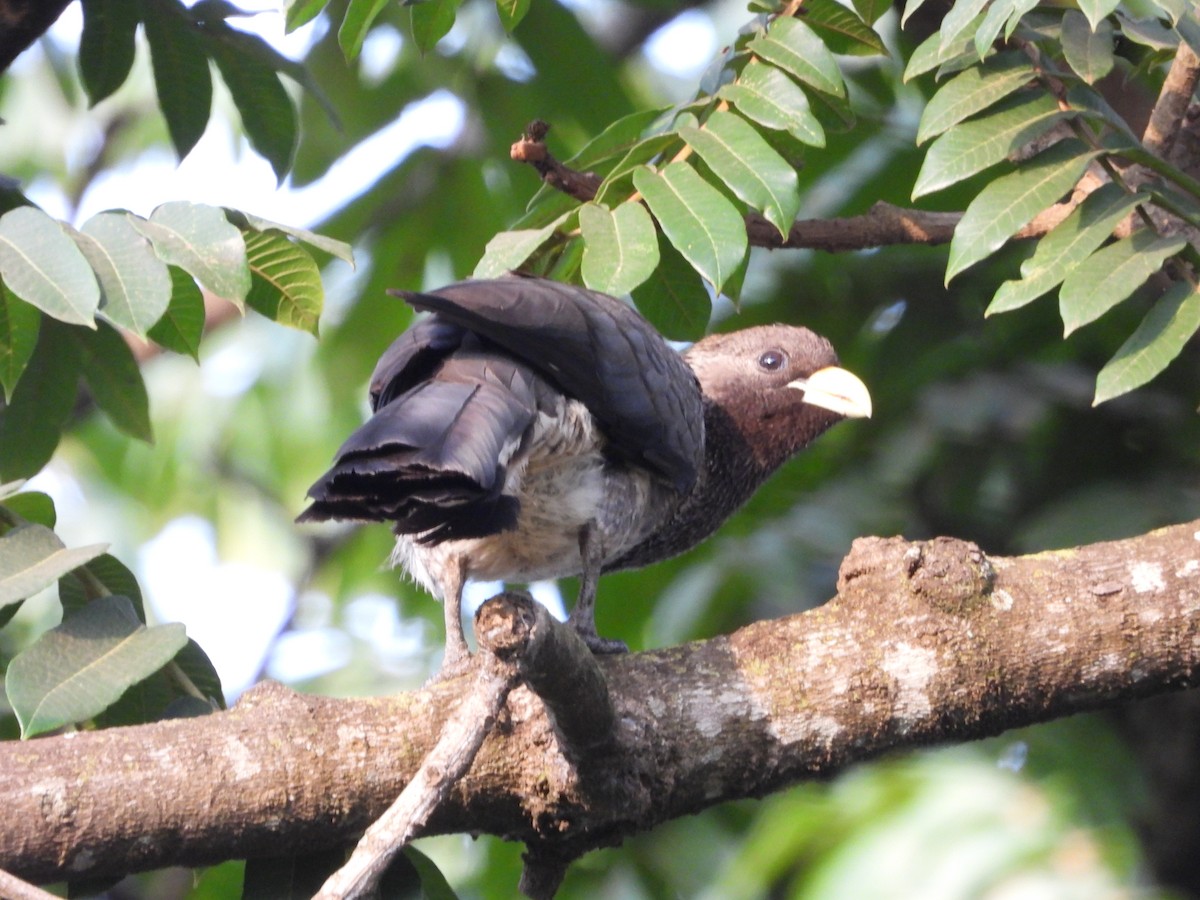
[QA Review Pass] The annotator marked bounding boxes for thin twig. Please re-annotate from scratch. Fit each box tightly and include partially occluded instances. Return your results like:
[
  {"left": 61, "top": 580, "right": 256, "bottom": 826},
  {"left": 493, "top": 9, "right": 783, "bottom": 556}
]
[
  {"left": 314, "top": 657, "right": 518, "bottom": 899},
  {"left": 313, "top": 592, "right": 559, "bottom": 899},
  {"left": 0, "top": 868, "right": 60, "bottom": 900}
]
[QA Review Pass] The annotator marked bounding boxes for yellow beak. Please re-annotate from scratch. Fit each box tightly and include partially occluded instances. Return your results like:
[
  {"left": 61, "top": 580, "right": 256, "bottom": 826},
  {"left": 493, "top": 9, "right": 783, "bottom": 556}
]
[{"left": 788, "top": 366, "right": 872, "bottom": 419}]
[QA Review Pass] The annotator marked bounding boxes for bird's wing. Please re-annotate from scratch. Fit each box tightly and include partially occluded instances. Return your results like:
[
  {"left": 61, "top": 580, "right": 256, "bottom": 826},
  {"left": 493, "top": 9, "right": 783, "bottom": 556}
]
[
  {"left": 392, "top": 276, "right": 704, "bottom": 493},
  {"left": 299, "top": 351, "right": 540, "bottom": 542},
  {"left": 367, "top": 316, "right": 468, "bottom": 411}
]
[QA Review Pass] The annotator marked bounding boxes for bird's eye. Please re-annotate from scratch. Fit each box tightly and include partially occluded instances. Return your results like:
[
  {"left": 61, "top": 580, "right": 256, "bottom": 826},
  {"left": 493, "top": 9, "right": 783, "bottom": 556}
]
[{"left": 758, "top": 349, "right": 788, "bottom": 372}]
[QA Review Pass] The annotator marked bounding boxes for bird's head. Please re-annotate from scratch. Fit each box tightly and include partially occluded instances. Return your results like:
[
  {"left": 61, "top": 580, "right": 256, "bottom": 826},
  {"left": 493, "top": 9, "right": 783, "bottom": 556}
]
[{"left": 684, "top": 324, "right": 871, "bottom": 471}]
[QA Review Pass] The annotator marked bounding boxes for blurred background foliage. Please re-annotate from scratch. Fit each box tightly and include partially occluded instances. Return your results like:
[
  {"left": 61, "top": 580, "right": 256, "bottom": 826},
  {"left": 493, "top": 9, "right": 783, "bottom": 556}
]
[{"left": 2, "top": 0, "right": 1199, "bottom": 896}]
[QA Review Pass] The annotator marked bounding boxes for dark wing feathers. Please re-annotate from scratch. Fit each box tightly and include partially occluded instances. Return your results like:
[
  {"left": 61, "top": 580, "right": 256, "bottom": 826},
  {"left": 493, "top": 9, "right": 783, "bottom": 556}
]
[
  {"left": 368, "top": 317, "right": 467, "bottom": 410},
  {"left": 300, "top": 350, "right": 538, "bottom": 541},
  {"left": 301, "top": 276, "right": 703, "bottom": 541},
  {"left": 395, "top": 276, "right": 704, "bottom": 492}
]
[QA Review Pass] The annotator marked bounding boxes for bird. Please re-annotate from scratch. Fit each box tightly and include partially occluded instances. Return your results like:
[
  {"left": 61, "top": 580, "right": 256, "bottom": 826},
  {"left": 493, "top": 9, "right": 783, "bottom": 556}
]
[{"left": 299, "top": 275, "right": 871, "bottom": 676}]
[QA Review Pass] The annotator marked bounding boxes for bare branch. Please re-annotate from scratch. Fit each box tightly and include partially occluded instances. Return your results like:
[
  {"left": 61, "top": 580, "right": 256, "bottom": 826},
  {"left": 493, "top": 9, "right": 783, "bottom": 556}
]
[
  {"left": 315, "top": 612, "right": 520, "bottom": 899},
  {"left": 1143, "top": 43, "right": 1200, "bottom": 164},
  {"left": 0, "top": 868, "right": 59, "bottom": 900},
  {"left": 3, "top": 522, "right": 1200, "bottom": 887},
  {"left": 510, "top": 121, "right": 1084, "bottom": 254},
  {"left": 511, "top": 121, "right": 602, "bottom": 204}
]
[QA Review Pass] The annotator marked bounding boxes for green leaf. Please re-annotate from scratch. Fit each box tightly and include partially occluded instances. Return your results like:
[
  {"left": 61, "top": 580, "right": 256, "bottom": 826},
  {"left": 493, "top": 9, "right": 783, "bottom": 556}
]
[
  {"left": 496, "top": 0, "right": 531, "bottom": 31},
  {"left": 173, "top": 638, "right": 224, "bottom": 708},
  {"left": 852, "top": 0, "right": 890, "bottom": 25},
  {"left": 718, "top": 61, "right": 825, "bottom": 147},
  {"left": 904, "top": 11, "right": 988, "bottom": 81},
  {"left": 58, "top": 552, "right": 143, "bottom": 618},
  {"left": 1115, "top": 13, "right": 1178, "bottom": 50},
  {"left": 630, "top": 233, "right": 711, "bottom": 341},
  {"left": 1062, "top": 10, "right": 1115, "bottom": 84},
  {"left": 131, "top": 202, "right": 251, "bottom": 305},
  {"left": 2, "top": 491, "right": 56, "bottom": 528},
  {"left": 210, "top": 43, "right": 298, "bottom": 182},
  {"left": 74, "top": 212, "right": 172, "bottom": 336},
  {"left": 286, "top": 0, "right": 328, "bottom": 32},
  {"left": 564, "top": 107, "right": 672, "bottom": 170},
  {"left": 594, "top": 132, "right": 683, "bottom": 204},
  {"left": 987, "top": 184, "right": 1145, "bottom": 315},
  {"left": 913, "top": 92, "right": 1068, "bottom": 198},
  {"left": 400, "top": 846, "right": 459, "bottom": 900},
  {"left": 1077, "top": 0, "right": 1121, "bottom": 30},
  {"left": 801, "top": 0, "right": 888, "bottom": 55},
  {"left": 1174, "top": 12, "right": 1200, "bottom": 59},
  {"left": 411, "top": 0, "right": 462, "bottom": 53},
  {"left": 78, "top": 0, "right": 140, "bottom": 106},
  {"left": 1059, "top": 230, "right": 1187, "bottom": 335},
  {"left": 473, "top": 211, "right": 572, "bottom": 278},
  {"left": 0, "top": 598, "right": 21, "bottom": 628},
  {"left": 512, "top": 189, "right": 580, "bottom": 231},
  {"left": 91, "top": 628, "right": 224, "bottom": 725},
  {"left": 916, "top": 52, "right": 1035, "bottom": 145},
  {"left": 1065, "top": 83, "right": 1139, "bottom": 142},
  {"left": 900, "top": 0, "right": 932, "bottom": 27},
  {"left": 0, "top": 319, "right": 82, "bottom": 481},
  {"left": 338, "top": 0, "right": 390, "bottom": 60},
  {"left": 200, "top": 13, "right": 340, "bottom": 130},
  {"left": 142, "top": 2, "right": 213, "bottom": 160},
  {"left": 73, "top": 320, "right": 153, "bottom": 442},
  {"left": 680, "top": 110, "right": 801, "bottom": 239},
  {"left": 147, "top": 266, "right": 205, "bottom": 360},
  {"left": 7, "top": 595, "right": 187, "bottom": 738},
  {"left": 0, "top": 281, "right": 40, "bottom": 401},
  {"left": 579, "top": 202, "right": 659, "bottom": 296},
  {"left": 974, "top": 0, "right": 1018, "bottom": 58},
  {"left": 0, "top": 206, "right": 100, "bottom": 326},
  {"left": 633, "top": 162, "right": 747, "bottom": 295},
  {"left": 939, "top": 0, "right": 990, "bottom": 55},
  {"left": 0, "top": 524, "right": 107, "bottom": 608},
  {"left": 1153, "top": 0, "right": 1187, "bottom": 24},
  {"left": 233, "top": 211, "right": 355, "bottom": 266},
  {"left": 1094, "top": 280, "right": 1200, "bottom": 404},
  {"left": 748, "top": 17, "right": 845, "bottom": 99},
  {"left": 946, "top": 139, "right": 1098, "bottom": 284},
  {"left": 243, "top": 230, "right": 323, "bottom": 335}
]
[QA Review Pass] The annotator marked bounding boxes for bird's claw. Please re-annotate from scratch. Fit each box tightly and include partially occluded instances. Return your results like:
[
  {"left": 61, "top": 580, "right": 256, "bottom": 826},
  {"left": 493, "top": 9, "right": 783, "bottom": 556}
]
[
  {"left": 574, "top": 628, "right": 629, "bottom": 655},
  {"left": 425, "top": 647, "right": 476, "bottom": 686}
]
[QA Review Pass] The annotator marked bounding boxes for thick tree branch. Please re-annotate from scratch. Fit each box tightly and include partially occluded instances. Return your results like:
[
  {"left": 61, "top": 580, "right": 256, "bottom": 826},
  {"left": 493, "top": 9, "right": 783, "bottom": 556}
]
[{"left": 4, "top": 521, "right": 1200, "bottom": 886}]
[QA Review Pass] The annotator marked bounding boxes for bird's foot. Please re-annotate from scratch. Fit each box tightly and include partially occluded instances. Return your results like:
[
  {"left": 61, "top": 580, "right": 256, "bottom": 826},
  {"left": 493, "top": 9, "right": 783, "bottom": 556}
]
[
  {"left": 581, "top": 633, "right": 629, "bottom": 654},
  {"left": 424, "top": 647, "right": 476, "bottom": 686},
  {"left": 569, "top": 621, "right": 629, "bottom": 655}
]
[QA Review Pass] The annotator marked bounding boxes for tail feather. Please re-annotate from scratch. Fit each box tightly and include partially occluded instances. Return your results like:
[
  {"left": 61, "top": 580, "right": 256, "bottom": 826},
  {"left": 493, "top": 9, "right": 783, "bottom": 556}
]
[{"left": 300, "top": 354, "right": 540, "bottom": 544}]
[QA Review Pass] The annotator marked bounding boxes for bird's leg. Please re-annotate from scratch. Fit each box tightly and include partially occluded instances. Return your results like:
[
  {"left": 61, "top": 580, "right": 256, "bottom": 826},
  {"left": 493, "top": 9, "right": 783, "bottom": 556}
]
[
  {"left": 567, "top": 523, "right": 628, "bottom": 654},
  {"left": 435, "top": 556, "right": 473, "bottom": 680}
]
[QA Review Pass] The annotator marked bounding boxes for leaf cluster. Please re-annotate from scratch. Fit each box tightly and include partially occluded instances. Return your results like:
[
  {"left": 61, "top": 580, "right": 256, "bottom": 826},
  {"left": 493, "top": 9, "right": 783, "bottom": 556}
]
[
  {"left": 0, "top": 192, "right": 349, "bottom": 480},
  {"left": 80, "top": 0, "right": 335, "bottom": 179},
  {"left": 0, "top": 480, "right": 224, "bottom": 740},
  {"left": 474, "top": 1, "right": 887, "bottom": 339},
  {"left": 906, "top": 0, "right": 1200, "bottom": 403}
]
